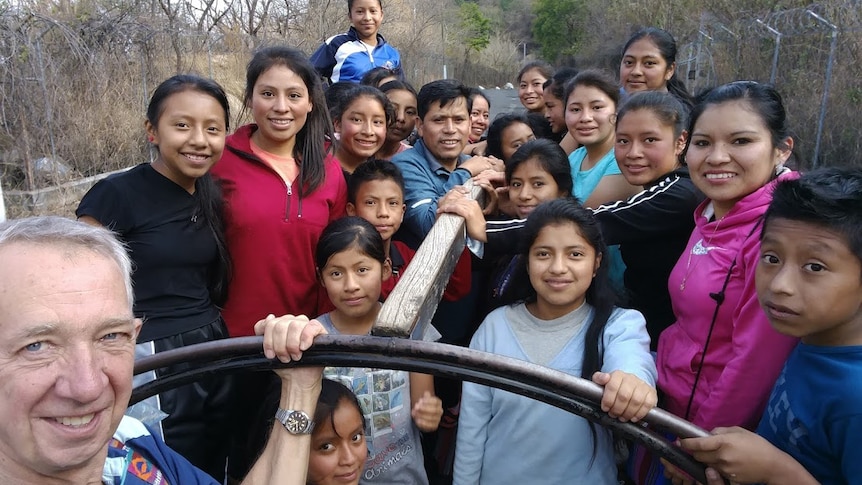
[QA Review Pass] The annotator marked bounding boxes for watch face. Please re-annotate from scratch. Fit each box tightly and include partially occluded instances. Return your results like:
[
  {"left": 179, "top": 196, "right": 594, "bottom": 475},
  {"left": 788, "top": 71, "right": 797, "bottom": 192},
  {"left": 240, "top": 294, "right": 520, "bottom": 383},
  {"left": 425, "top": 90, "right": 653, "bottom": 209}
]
[
  {"left": 287, "top": 411, "right": 309, "bottom": 433},
  {"left": 277, "top": 408, "right": 314, "bottom": 434}
]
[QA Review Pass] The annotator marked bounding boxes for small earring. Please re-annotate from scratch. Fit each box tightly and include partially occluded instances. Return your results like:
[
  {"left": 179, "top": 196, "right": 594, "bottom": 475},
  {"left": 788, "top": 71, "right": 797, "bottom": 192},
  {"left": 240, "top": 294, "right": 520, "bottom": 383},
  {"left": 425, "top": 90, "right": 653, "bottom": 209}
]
[{"left": 147, "top": 135, "right": 154, "bottom": 143}]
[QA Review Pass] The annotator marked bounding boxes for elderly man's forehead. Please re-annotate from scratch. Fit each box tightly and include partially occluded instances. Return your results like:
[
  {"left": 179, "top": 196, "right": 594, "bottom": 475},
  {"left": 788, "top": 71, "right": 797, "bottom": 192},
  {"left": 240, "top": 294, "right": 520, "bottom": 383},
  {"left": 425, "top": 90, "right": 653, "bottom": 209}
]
[
  {"left": 0, "top": 241, "right": 129, "bottom": 293},
  {"left": 0, "top": 239, "right": 122, "bottom": 270},
  {"left": 0, "top": 242, "right": 134, "bottom": 331}
]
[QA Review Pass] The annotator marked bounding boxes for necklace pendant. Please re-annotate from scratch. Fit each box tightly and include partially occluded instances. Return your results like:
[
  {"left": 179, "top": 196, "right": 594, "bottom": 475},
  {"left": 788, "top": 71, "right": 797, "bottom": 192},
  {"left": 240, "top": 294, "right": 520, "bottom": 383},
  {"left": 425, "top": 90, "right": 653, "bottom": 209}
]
[{"left": 679, "top": 282, "right": 685, "bottom": 291}]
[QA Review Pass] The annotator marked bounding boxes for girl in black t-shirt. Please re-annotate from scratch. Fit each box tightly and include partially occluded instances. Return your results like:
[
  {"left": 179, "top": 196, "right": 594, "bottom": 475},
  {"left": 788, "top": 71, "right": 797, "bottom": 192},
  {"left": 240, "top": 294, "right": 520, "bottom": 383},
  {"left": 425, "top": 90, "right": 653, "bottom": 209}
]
[{"left": 76, "top": 74, "right": 232, "bottom": 482}]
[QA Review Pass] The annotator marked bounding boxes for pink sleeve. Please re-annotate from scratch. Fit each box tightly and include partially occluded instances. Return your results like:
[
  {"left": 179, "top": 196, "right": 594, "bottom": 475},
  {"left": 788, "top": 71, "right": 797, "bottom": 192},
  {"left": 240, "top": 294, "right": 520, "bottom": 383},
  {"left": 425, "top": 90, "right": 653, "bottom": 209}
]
[{"left": 692, "top": 238, "right": 798, "bottom": 431}]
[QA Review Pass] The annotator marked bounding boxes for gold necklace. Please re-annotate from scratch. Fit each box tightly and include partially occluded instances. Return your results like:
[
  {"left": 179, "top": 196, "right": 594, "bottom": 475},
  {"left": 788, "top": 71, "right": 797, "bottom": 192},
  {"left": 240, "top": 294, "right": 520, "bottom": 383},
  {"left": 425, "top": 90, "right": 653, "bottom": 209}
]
[{"left": 679, "top": 216, "right": 724, "bottom": 291}]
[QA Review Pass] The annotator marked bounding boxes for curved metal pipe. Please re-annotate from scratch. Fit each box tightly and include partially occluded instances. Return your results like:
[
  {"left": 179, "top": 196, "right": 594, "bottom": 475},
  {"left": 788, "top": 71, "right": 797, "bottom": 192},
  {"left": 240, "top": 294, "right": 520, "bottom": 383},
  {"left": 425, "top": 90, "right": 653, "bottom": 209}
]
[{"left": 133, "top": 336, "right": 711, "bottom": 482}]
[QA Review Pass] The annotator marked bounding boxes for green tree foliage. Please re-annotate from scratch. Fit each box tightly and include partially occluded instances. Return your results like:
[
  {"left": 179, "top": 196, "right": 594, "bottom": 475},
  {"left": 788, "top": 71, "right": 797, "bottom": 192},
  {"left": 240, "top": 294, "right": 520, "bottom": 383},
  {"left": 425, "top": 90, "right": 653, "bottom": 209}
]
[
  {"left": 459, "top": 1, "right": 492, "bottom": 52},
  {"left": 532, "top": 0, "right": 586, "bottom": 63}
]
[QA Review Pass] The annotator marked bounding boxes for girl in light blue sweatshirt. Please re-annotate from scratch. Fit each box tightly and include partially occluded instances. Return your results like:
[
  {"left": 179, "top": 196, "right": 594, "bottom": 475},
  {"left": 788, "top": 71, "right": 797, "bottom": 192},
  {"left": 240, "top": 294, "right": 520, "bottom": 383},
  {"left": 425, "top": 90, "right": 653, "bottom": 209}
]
[{"left": 454, "top": 198, "right": 658, "bottom": 485}]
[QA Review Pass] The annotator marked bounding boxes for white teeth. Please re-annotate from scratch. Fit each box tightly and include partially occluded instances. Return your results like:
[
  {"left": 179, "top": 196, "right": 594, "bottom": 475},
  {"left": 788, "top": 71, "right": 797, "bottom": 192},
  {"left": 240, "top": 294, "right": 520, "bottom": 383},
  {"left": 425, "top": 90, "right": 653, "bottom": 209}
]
[
  {"left": 271, "top": 119, "right": 291, "bottom": 126},
  {"left": 56, "top": 414, "right": 95, "bottom": 427},
  {"left": 185, "top": 154, "right": 207, "bottom": 161},
  {"left": 705, "top": 173, "right": 735, "bottom": 179}
]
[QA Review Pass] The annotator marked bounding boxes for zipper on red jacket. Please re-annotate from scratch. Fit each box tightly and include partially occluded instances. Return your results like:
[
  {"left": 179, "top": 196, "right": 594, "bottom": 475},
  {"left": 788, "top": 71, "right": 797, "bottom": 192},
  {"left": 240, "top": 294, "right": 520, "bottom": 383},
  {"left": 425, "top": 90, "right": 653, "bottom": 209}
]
[{"left": 285, "top": 183, "right": 292, "bottom": 221}]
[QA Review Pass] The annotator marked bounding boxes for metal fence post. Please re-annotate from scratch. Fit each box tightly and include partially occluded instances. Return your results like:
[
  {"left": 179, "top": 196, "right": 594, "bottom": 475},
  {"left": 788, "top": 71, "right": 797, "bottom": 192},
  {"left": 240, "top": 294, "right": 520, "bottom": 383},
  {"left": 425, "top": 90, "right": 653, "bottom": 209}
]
[
  {"left": 0, "top": 182, "right": 6, "bottom": 222},
  {"left": 34, "top": 37, "right": 57, "bottom": 163},
  {"left": 755, "top": 19, "right": 782, "bottom": 85},
  {"left": 808, "top": 10, "right": 838, "bottom": 168}
]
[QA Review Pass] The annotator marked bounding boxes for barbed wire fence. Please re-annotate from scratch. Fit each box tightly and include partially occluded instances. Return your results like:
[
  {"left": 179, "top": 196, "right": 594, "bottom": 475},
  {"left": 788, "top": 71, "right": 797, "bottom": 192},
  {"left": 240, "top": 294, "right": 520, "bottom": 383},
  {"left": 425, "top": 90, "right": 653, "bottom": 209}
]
[
  {"left": 677, "top": 4, "right": 861, "bottom": 168},
  {"left": 1, "top": 3, "right": 859, "bottom": 218}
]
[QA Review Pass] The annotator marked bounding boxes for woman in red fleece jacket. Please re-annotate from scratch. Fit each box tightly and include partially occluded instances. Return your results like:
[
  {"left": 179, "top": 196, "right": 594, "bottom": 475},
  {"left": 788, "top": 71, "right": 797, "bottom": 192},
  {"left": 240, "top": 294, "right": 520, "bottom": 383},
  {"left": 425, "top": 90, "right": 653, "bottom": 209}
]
[
  {"left": 212, "top": 46, "right": 347, "bottom": 339},
  {"left": 214, "top": 46, "right": 347, "bottom": 481}
]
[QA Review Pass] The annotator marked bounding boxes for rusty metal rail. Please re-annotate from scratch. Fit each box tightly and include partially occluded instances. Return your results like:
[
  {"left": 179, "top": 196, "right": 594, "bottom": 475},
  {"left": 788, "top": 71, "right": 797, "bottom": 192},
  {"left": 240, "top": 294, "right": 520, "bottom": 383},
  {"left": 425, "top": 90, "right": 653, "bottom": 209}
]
[{"left": 133, "top": 335, "right": 711, "bottom": 482}]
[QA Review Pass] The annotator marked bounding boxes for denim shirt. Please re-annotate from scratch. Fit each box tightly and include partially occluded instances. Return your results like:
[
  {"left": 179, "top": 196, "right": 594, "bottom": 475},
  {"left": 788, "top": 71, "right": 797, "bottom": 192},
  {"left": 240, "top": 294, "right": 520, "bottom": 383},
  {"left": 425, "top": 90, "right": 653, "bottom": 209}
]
[{"left": 392, "top": 140, "right": 472, "bottom": 248}]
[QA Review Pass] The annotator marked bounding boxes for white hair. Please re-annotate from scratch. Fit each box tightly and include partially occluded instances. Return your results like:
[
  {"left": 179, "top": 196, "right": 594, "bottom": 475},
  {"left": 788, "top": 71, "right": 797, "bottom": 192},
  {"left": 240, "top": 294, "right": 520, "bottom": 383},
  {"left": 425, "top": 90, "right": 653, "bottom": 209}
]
[{"left": 0, "top": 216, "right": 134, "bottom": 308}]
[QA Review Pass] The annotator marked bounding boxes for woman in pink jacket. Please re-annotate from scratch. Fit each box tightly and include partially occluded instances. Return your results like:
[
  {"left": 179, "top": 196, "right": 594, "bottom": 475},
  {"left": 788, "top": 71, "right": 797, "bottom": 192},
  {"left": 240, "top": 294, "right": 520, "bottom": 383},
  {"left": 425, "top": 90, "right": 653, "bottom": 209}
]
[{"left": 633, "top": 82, "right": 799, "bottom": 485}]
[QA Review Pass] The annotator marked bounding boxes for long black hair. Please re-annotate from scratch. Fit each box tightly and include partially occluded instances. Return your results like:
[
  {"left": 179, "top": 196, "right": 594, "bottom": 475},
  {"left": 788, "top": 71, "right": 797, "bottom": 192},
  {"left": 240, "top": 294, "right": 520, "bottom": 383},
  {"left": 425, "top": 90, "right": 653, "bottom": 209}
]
[
  {"left": 501, "top": 198, "right": 618, "bottom": 463},
  {"left": 313, "top": 378, "right": 367, "bottom": 437},
  {"left": 147, "top": 74, "right": 232, "bottom": 305},
  {"left": 315, "top": 216, "right": 387, "bottom": 271}
]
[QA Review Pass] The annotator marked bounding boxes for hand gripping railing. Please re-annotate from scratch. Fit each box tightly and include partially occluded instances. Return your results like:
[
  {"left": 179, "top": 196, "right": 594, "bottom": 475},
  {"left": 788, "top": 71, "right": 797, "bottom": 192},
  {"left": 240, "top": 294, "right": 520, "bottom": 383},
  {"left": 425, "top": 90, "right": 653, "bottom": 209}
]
[
  {"left": 133, "top": 177, "right": 719, "bottom": 482},
  {"left": 132, "top": 335, "right": 711, "bottom": 483}
]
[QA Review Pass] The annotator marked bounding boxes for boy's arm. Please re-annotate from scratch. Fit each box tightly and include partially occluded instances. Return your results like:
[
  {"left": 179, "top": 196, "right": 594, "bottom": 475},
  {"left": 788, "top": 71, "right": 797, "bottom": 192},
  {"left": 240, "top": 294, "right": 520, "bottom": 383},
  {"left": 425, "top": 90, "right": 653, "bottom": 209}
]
[{"left": 680, "top": 427, "right": 820, "bottom": 485}]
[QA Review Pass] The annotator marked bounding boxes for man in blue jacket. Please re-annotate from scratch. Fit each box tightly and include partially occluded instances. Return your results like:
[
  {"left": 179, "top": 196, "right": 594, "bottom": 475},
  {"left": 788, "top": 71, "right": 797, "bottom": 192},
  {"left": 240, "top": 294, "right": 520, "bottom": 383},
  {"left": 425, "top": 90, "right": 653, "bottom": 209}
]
[{"left": 391, "top": 79, "right": 499, "bottom": 248}]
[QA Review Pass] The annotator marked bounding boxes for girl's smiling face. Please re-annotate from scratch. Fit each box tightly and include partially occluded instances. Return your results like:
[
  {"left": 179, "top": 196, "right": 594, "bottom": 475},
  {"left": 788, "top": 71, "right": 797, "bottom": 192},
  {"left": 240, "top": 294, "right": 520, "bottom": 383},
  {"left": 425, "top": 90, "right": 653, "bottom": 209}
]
[
  {"left": 509, "top": 158, "right": 565, "bottom": 219},
  {"left": 249, "top": 65, "right": 313, "bottom": 154},
  {"left": 685, "top": 99, "right": 792, "bottom": 219},
  {"left": 620, "top": 37, "right": 674, "bottom": 94},
  {"left": 614, "top": 108, "right": 684, "bottom": 187},
  {"left": 348, "top": 0, "right": 383, "bottom": 43},
  {"left": 335, "top": 95, "right": 388, "bottom": 170},
  {"left": 500, "top": 122, "right": 536, "bottom": 161},
  {"left": 565, "top": 84, "right": 616, "bottom": 149},
  {"left": 543, "top": 91, "right": 566, "bottom": 134},
  {"left": 469, "top": 95, "right": 490, "bottom": 141},
  {"left": 519, "top": 68, "right": 547, "bottom": 112},
  {"left": 146, "top": 89, "right": 226, "bottom": 192},
  {"left": 527, "top": 222, "right": 601, "bottom": 320},
  {"left": 384, "top": 89, "right": 417, "bottom": 143}
]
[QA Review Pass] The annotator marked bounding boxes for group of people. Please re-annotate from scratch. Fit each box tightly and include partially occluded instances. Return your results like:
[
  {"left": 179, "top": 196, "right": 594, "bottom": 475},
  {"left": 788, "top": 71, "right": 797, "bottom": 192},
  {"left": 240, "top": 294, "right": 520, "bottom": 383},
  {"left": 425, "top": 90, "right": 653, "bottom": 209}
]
[{"left": 1, "top": 1, "right": 858, "bottom": 484}]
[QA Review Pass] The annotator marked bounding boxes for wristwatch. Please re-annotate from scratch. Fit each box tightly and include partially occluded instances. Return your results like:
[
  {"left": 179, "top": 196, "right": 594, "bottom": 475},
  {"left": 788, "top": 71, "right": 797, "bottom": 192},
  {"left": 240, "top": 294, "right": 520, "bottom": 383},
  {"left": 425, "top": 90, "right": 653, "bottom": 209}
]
[{"left": 275, "top": 408, "right": 315, "bottom": 435}]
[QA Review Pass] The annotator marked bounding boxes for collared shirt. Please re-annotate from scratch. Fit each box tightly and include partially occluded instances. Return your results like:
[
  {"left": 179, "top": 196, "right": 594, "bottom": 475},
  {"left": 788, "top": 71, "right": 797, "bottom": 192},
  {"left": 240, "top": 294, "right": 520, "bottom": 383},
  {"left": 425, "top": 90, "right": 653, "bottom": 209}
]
[{"left": 391, "top": 140, "right": 471, "bottom": 248}]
